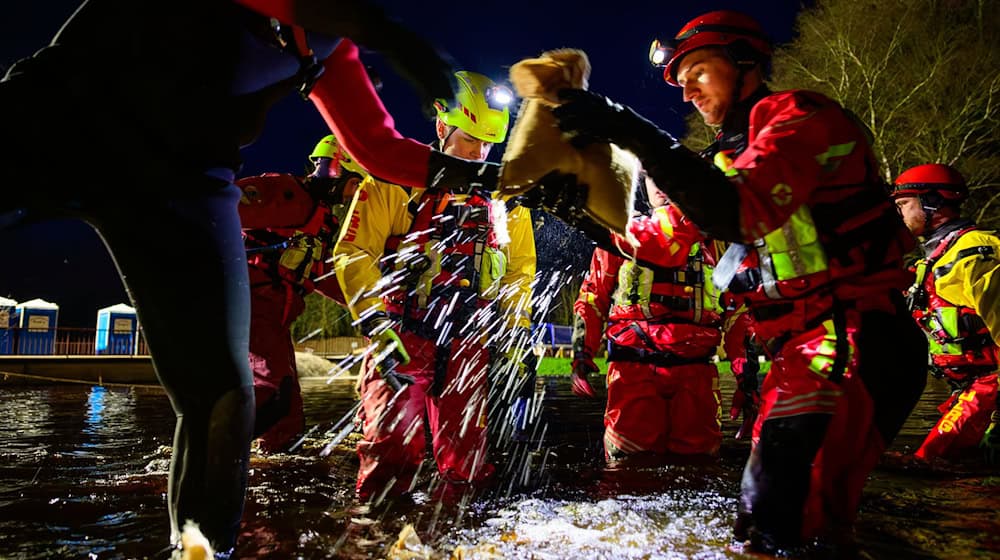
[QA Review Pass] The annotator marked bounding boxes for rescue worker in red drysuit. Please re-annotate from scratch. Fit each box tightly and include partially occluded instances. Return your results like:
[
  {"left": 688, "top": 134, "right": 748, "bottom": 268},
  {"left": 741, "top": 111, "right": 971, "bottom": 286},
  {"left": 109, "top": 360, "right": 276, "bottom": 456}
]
[
  {"left": 0, "top": 1, "right": 502, "bottom": 554},
  {"left": 536, "top": 10, "right": 928, "bottom": 554},
  {"left": 239, "top": 135, "right": 366, "bottom": 453},
  {"left": 890, "top": 164, "right": 1000, "bottom": 463},
  {"left": 333, "top": 71, "right": 536, "bottom": 501},
  {"left": 571, "top": 174, "right": 724, "bottom": 459}
]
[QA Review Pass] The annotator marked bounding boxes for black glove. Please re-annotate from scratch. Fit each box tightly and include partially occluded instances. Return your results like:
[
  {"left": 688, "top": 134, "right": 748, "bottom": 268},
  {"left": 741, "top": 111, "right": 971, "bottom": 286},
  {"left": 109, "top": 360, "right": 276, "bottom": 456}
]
[
  {"left": 371, "top": 21, "right": 459, "bottom": 119},
  {"left": 426, "top": 149, "right": 499, "bottom": 192},
  {"left": 291, "top": 1, "right": 458, "bottom": 119},
  {"left": 982, "top": 409, "right": 1000, "bottom": 465},
  {"left": 518, "top": 171, "right": 612, "bottom": 247},
  {"left": 552, "top": 89, "right": 673, "bottom": 156},
  {"left": 552, "top": 89, "right": 743, "bottom": 242}
]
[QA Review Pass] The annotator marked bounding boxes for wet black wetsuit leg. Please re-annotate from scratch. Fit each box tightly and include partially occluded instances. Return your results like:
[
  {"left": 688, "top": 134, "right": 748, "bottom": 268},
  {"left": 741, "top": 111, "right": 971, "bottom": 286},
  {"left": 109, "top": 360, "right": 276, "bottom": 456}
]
[{"left": 89, "top": 181, "right": 254, "bottom": 552}]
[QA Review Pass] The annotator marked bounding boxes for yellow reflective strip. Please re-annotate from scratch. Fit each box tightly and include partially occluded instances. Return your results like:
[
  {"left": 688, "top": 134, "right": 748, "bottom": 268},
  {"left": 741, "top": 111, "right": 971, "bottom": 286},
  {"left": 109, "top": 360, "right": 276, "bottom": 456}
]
[
  {"left": 809, "top": 355, "right": 833, "bottom": 377},
  {"left": 938, "top": 307, "right": 960, "bottom": 338},
  {"left": 638, "top": 266, "right": 654, "bottom": 307},
  {"left": 814, "top": 141, "right": 856, "bottom": 166},
  {"left": 713, "top": 151, "right": 733, "bottom": 172},
  {"left": 770, "top": 398, "right": 839, "bottom": 416},
  {"left": 656, "top": 207, "right": 675, "bottom": 238},
  {"left": 760, "top": 206, "right": 828, "bottom": 282}
]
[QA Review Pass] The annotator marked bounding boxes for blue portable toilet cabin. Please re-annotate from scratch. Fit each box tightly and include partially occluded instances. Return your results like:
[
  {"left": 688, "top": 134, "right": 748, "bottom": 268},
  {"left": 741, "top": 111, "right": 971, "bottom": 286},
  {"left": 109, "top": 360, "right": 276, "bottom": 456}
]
[
  {"left": 0, "top": 296, "right": 16, "bottom": 354},
  {"left": 536, "top": 322, "right": 575, "bottom": 353},
  {"left": 95, "top": 303, "right": 138, "bottom": 355},
  {"left": 16, "top": 298, "right": 59, "bottom": 354}
]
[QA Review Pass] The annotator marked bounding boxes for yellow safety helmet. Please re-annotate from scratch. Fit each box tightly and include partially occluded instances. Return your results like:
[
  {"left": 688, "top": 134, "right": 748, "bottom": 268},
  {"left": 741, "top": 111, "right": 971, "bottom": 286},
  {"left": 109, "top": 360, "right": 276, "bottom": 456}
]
[
  {"left": 310, "top": 134, "right": 367, "bottom": 177},
  {"left": 435, "top": 71, "right": 513, "bottom": 144}
]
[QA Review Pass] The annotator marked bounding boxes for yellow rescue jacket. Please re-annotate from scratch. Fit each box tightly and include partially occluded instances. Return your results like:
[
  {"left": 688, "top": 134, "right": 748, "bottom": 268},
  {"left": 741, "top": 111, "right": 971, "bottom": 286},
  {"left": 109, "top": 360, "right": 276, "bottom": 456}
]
[{"left": 333, "top": 175, "right": 536, "bottom": 331}]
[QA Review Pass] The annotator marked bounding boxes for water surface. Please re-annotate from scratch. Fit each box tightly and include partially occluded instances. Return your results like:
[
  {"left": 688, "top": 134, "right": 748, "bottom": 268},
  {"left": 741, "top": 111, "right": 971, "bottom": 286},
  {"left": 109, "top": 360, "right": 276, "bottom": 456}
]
[{"left": 0, "top": 375, "right": 997, "bottom": 559}]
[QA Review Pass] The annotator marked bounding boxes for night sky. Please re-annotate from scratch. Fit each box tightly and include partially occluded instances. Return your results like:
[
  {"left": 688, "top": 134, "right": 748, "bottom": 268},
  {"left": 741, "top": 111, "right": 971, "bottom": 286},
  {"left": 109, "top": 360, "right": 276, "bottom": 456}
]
[{"left": 0, "top": 1, "right": 803, "bottom": 326}]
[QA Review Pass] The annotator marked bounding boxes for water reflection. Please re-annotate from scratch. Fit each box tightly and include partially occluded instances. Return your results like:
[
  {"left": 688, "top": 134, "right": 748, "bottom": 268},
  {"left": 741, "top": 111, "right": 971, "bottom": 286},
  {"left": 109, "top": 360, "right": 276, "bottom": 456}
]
[{"left": 0, "top": 375, "right": 996, "bottom": 559}]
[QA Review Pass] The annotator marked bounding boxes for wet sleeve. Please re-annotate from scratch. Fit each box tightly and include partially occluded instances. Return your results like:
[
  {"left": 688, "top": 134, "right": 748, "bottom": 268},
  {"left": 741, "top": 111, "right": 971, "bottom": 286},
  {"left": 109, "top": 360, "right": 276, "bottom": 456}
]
[
  {"left": 333, "top": 176, "right": 412, "bottom": 320},
  {"left": 500, "top": 205, "right": 536, "bottom": 330},
  {"left": 933, "top": 231, "right": 1000, "bottom": 347},
  {"left": 308, "top": 40, "right": 432, "bottom": 189},
  {"left": 573, "top": 249, "right": 619, "bottom": 357}
]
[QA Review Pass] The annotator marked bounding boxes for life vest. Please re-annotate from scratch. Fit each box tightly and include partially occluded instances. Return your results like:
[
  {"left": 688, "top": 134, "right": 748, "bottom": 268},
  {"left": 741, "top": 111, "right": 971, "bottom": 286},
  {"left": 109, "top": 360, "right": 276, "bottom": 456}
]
[
  {"left": 908, "top": 223, "right": 998, "bottom": 380},
  {"left": 383, "top": 187, "right": 507, "bottom": 332},
  {"left": 242, "top": 175, "right": 344, "bottom": 295},
  {"left": 712, "top": 93, "right": 911, "bottom": 307},
  {"left": 611, "top": 241, "right": 721, "bottom": 326}
]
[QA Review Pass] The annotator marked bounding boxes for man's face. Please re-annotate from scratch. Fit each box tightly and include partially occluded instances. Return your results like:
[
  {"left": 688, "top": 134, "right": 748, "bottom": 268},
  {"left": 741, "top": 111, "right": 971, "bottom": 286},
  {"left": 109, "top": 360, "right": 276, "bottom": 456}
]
[
  {"left": 676, "top": 48, "right": 740, "bottom": 126},
  {"left": 895, "top": 196, "right": 926, "bottom": 236},
  {"left": 644, "top": 175, "right": 669, "bottom": 209},
  {"left": 437, "top": 120, "right": 493, "bottom": 162}
]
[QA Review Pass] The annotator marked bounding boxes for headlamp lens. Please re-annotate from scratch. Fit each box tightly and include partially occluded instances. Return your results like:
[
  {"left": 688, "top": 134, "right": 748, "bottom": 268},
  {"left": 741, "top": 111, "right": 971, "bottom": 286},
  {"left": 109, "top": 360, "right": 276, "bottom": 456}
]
[
  {"left": 648, "top": 38, "right": 673, "bottom": 67},
  {"left": 486, "top": 85, "right": 514, "bottom": 110}
]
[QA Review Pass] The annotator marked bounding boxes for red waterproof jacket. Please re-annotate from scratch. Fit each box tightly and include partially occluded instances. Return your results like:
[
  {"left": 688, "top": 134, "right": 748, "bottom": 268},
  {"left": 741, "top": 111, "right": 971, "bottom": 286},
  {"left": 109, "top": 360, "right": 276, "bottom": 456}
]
[{"left": 639, "top": 90, "right": 914, "bottom": 334}]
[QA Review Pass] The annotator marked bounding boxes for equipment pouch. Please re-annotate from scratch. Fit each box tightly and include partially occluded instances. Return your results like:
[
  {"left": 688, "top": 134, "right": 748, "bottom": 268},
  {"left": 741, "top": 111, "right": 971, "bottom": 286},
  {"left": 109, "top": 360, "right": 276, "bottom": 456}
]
[{"left": 478, "top": 246, "right": 507, "bottom": 300}]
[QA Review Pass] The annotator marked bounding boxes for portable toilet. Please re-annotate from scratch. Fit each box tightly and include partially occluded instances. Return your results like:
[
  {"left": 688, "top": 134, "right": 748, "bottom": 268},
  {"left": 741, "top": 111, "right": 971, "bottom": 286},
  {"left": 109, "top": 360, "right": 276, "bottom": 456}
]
[
  {"left": 0, "top": 296, "right": 16, "bottom": 354},
  {"left": 95, "top": 303, "right": 138, "bottom": 355},
  {"left": 16, "top": 298, "right": 59, "bottom": 354}
]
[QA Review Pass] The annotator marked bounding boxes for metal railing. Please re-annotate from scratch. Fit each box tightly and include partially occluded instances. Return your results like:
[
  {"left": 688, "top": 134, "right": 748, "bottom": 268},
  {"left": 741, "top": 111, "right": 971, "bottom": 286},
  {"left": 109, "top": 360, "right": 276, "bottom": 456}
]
[{"left": 0, "top": 327, "right": 149, "bottom": 356}]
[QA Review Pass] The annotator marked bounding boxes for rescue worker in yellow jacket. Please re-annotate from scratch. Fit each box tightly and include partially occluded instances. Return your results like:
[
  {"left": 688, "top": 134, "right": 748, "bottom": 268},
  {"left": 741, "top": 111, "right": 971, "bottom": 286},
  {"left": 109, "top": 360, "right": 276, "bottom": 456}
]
[
  {"left": 333, "top": 71, "right": 536, "bottom": 500},
  {"left": 891, "top": 163, "right": 1000, "bottom": 463}
]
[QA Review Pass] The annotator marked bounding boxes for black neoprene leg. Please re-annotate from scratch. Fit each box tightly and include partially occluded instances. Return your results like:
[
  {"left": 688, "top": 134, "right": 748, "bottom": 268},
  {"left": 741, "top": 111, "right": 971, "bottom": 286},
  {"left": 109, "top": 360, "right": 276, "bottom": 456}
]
[
  {"left": 857, "top": 296, "right": 928, "bottom": 444},
  {"left": 89, "top": 182, "right": 253, "bottom": 552},
  {"left": 741, "top": 413, "right": 832, "bottom": 552}
]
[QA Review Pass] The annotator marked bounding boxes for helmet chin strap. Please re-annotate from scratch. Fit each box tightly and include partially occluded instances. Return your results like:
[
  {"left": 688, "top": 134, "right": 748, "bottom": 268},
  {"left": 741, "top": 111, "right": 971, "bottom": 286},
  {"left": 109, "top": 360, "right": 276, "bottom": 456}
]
[
  {"left": 439, "top": 125, "right": 458, "bottom": 151},
  {"left": 919, "top": 192, "right": 944, "bottom": 235}
]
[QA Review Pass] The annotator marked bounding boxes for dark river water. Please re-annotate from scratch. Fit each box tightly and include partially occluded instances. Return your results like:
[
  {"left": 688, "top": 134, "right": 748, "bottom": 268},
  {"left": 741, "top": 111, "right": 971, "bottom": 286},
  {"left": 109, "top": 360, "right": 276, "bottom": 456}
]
[{"left": 0, "top": 373, "right": 997, "bottom": 559}]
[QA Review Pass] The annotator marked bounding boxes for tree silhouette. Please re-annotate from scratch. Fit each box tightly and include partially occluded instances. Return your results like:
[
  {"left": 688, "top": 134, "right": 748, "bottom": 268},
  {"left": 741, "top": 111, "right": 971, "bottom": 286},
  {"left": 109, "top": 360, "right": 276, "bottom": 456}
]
[{"left": 684, "top": 0, "right": 1000, "bottom": 227}]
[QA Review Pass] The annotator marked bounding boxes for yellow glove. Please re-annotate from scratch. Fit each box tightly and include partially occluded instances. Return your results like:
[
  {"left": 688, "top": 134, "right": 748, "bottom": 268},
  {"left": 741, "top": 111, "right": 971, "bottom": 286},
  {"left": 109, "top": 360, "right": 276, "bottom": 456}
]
[{"left": 982, "top": 410, "right": 1000, "bottom": 465}]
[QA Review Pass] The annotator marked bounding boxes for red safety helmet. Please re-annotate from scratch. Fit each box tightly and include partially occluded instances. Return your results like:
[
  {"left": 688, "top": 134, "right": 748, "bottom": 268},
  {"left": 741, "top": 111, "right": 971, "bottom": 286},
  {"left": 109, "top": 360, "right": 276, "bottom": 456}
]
[
  {"left": 891, "top": 163, "right": 968, "bottom": 202},
  {"left": 649, "top": 10, "right": 772, "bottom": 87}
]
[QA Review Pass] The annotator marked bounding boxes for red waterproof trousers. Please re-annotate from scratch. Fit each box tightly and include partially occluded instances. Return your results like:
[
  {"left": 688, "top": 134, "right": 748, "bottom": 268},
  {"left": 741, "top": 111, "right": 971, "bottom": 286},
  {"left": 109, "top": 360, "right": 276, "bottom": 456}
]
[
  {"left": 604, "top": 360, "right": 721, "bottom": 457},
  {"left": 248, "top": 281, "right": 306, "bottom": 453},
  {"left": 744, "top": 300, "right": 927, "bottom": 546},
  {"left": 915, "top": 373, "right": 998, "bottom": 460},
  {"left": 355, "top": 330, "right": 493, "bottom": 500}
]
